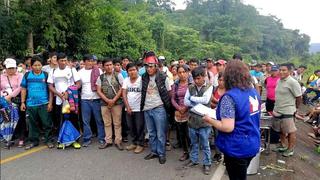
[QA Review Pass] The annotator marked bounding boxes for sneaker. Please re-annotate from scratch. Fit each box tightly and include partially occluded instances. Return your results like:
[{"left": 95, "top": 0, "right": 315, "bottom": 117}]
[
  {"left": 126, "top": 144, "right": 137, "bottom": 151},
  {"left": 144, "top": 153, "right": 158, "bottom": 160},
  {"left": 183, "top": 160, "right": 199, "bottom": 168},
  {"left": 57, "top": 144, "right": 65, "bottom": 149},
  {"left": 122, "top": 137, "right": 129, "bottom": 143},
  {"left": 46, "top": 142, "right": 55, "bottom": 149},
  {"left": 166, "top": 142, "right": 171, "bottom": 151},
  {"left": 18, "top": 140, "right": 24, "bottom": 148},
  {"left": 282, "top": 149, "right": 294, "bottom": 157},
  {"left": 159, "top": 156, "right": 166, "bottom": 164},
  {"left": 272, "top": 145, "right": 287, "bottom": 152},
  {"left": 82, "top": 140, "right": 92, "bottom": 147},
  {"left": 25, "top": 143, "right": 39, "bottom": 150},
  {"left": 134, "top": 145, "right": 144, "bottom": 154},
  {"left": 72, "top": 142, "right": 81, "bottom": 149}
]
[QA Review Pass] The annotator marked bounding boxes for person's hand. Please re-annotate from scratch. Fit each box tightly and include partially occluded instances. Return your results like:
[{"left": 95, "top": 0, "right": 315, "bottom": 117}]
[
  {"left": 5, "top": 95, "right": 11, "bottom": 102},
  {"left": 180, "top": 106, "right": 188, "bottom": 114},
  {"left": 108, "top": 99, "right": 116, "bottom": 108},
  {"left": 47, "top": 103, "right": 52, "bottom": 112},
  {"left": 20, "top": 103, "right": 26, "bottom": 111},
  {"left": 203, "top": 114, "right": 214, "bottom": 125},
  {"left": 127, "top": 107, "right": 132, "bottom": 115},
  {"left": 63, "top": 92, "right": 68, "bottom": 100},
  {"left": 58, "top": 92, "right": 65, "bottom": 101}
]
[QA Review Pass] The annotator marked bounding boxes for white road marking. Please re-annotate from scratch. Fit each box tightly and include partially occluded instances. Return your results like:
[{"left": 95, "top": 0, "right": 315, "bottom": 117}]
[{"left": 211, "top": 163, "right": 226, "bottom": 180}]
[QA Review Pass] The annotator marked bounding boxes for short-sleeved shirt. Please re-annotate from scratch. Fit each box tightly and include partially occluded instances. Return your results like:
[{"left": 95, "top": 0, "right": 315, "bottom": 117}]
[
  {"left": 143, "top": 75, "right": 171, "bottom": 111},
  {"left": 122, "top": 77, "right": 142, "bottom": 112},
  {"left": 265, "top": 76, "right": 280, "bottom": 100},
  {"left": 78, "top": 68, "right": 102, "bottom": 100},
  {"left": 47, "top": 67, "right": 80, "bottom": 105},
  {"left": 20, "top": 71, "right": 49, "bottom": 107},
  {"left": 274, "top": 76, "right": 302, "bottom": 115}
]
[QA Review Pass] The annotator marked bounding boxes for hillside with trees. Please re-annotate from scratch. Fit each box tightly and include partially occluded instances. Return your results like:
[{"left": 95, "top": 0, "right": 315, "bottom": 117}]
[{"left": 0, "top": 0, "right": 316, "bottom": 65}]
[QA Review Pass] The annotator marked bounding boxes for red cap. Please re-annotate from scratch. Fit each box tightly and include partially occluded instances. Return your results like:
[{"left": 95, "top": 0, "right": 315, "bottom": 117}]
[
  {"left": 144, "top": 56, "right": 158, "bottom": 64},
  {"left": 215, "top": 59, "right": 226, "bottom": 65}
]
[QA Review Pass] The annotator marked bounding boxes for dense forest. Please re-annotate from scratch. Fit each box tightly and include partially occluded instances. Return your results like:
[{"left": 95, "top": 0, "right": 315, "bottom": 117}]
[{"left": 1, "top": 0, "right": 319, "bottom": 67}]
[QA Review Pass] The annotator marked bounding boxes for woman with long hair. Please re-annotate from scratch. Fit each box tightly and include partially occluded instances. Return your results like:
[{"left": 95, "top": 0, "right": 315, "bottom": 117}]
[
  {"left": 171, "top": 65, "right": 191, "bottom": 161},
  {"left": 203, "top": 60, "right": 261, "bottom": 180}
]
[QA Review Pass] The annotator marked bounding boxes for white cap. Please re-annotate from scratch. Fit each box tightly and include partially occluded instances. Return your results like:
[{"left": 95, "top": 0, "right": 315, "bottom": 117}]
[
  {"left": 158, "top": 56, "right": 165, "bottom": 60},
  {"left": 267, "top": 61, "right": 275, "bottom": 66},
  {"left": 171, "top": 61, "right": 178, "bottom": 66},
  {"left": 4, "top": 58, "right": 17, "bottom": 68}
]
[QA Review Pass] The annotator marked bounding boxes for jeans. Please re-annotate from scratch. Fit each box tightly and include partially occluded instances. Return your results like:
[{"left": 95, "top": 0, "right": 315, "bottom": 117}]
[
  {"left": 126, "top": 111, "right": 145, "bottom": 146},
  {"left": 224, "top": 155, "right": 253, "bottom": 180},
  {"left": 144, "top": 106, "right": 168, "bottom": 157},
  {"left": 189, "top": 126, "right": 212, "bottom": 165},
  {"left": 81, "top": 99, "right": 105, "bottom": 143}
]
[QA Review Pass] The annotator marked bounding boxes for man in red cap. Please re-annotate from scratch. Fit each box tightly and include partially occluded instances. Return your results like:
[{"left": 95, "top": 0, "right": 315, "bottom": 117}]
[{"left": 141, "top": 51, "right": 172, "bottom": 164}]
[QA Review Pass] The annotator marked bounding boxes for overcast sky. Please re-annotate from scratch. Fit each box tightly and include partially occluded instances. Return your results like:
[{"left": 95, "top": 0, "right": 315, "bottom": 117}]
[{"left": 173, "top": 0, "right": 319, "bottom": 43}]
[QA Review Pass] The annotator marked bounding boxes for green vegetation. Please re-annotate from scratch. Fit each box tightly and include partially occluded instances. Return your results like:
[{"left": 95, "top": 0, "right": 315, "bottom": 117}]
[{"left": 1, "top": 0, "right": 319, "bottom": 68}]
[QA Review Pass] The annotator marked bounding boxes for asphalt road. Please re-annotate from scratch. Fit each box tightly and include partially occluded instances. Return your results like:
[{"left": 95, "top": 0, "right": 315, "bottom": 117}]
[{"left": 0, "top": 139, "right": 226, "bottom": 180}]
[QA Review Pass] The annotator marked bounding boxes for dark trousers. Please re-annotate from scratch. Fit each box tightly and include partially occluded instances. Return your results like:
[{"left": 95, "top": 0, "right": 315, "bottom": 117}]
[
  {"left": 126, "top": 111, "right": 145, "bottom": 146},
  {"left": 121, "top": 106, "right": 129, "bottom": 138},
  {"left": 224, "top": 155, "right": 253, "bottom": 180},
  {"left": 266, "top": 98, "right": 275, "bottom": 112},
  {"left": 14, "top": 109, "right": 27, "bottom": 140},
  {"left": 176, "top": 121, "right": 190, "bottom": 152},
  {"left": 56, "top": 105, "right": 80, "bottom": 132},
  {"left": 26, "top": 104, "right": 53, "bottom": 144}
]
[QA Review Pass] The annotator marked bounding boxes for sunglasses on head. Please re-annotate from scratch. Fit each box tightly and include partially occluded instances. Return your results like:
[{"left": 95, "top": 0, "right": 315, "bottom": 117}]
[{"left": 144, "top": 64, "right": 156, "bottom": 68}]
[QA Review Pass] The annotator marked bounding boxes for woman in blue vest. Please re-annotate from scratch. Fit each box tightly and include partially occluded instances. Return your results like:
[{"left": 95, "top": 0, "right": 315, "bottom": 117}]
[{"left": 203, "top": 60, "right": 261, "bottom": 180}]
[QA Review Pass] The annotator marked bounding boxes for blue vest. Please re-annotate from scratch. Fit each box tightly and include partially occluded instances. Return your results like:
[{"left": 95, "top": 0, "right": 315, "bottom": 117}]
[{"left": 216, "top": 88, "right": 261, "bottom": 158}]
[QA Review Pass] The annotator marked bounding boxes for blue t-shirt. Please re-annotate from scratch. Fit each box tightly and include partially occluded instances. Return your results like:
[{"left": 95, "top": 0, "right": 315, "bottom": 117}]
[
  {"left": 250, "top": 70, "right": 264, "bottom": 79},
  {"left": 21, "top": 71, "right": 49, "bottom": 107},
  {"left": 121, "top": 69, "right": 128, "bottom": 79}
]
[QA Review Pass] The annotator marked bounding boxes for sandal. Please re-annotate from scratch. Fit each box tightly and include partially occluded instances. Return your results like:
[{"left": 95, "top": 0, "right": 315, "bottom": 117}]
[{"left": 25, "top": 143, "right": 39, "bottom": 150}]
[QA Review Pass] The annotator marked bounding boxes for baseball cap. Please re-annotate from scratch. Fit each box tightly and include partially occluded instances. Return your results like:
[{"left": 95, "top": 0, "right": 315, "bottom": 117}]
[
  {"left": 158, "top": 56, "right": 165, "bottom": 60},
  {"left": 271, "top": 65, "right": 279, "bottom": 71},
  {"left": 249, "top": 60, "right": 257, "bottom": 66},
  {"left": 4, "top": 58, "right": 17, "bottom": 68},
  {"left": 267, "top": 61, "right": 275, "bottom": 66},
  {"left": 215, "top": 59, "right": 226, "bottom": 65}
]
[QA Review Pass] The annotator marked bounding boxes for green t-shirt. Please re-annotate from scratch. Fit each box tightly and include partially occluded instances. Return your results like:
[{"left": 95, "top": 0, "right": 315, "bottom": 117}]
[{"left": 274, "top": 76, "right": 302, "bottom": 115}]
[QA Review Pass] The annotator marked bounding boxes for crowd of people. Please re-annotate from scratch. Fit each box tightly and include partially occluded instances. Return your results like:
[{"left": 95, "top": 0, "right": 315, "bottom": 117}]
[{"left": 1, "top": 51, "right": 320, "bottom": 179}]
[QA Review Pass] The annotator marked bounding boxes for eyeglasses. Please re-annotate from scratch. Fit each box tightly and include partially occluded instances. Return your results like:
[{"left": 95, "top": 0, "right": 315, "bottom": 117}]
[{"left": 145, "top": 64, "right": 156, "bottom": 68}]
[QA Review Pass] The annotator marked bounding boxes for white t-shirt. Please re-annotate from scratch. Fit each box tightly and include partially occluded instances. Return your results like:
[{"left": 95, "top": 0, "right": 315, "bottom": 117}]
[
  {"left": 122, "top": 77, "right": 142, "bottom": 112},
  {"left": 78, "top": 68, "right": 102, "bottom": 100},
  {"left": 144, "top": 75, "right": 171, "bottom": 111},
  {"left": 42, "top": 65, "right": 56, "bottom": 74},
  {"left": 47, "top": 67, "right": 80, "bottom": 105}
]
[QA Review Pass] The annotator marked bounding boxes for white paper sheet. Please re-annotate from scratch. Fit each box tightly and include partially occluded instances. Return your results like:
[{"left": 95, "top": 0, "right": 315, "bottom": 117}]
[{"left": 190, "top": 104, "right": 217, "bottom": 119}]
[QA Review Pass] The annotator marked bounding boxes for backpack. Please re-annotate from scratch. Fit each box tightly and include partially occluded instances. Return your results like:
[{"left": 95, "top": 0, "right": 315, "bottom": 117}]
[{"left": 24, "top": 71, "right": 49, "bottom": 85}]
